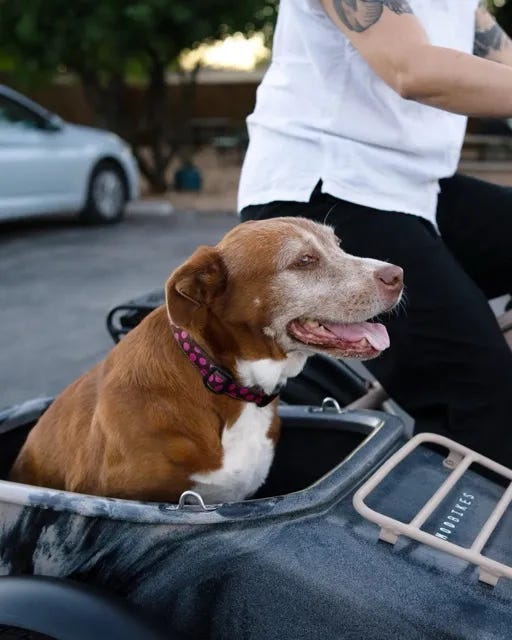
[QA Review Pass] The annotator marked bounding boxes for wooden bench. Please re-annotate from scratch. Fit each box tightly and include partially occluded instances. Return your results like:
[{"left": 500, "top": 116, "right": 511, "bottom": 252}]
[{"left": 463, "top": 134, "right": 512, "bottom": 161}]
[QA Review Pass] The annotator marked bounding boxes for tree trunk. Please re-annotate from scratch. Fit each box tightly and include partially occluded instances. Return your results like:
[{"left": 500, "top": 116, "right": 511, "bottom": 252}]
[{"left": 76, "top": 59, "right": 199, "bottom": 194}]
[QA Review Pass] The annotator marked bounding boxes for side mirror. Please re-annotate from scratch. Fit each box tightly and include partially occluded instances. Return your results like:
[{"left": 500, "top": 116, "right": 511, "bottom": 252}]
[{"left": 43, "top": 114, "right": 64, "bottom": 132}]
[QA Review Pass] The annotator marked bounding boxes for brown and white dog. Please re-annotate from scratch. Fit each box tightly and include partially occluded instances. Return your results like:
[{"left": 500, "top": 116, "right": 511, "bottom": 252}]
[{"left": 9, "top": 218, "right": 403, "bottom": 504}]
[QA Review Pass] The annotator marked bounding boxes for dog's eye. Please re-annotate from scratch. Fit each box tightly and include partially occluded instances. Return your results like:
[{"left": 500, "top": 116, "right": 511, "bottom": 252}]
[{"left": 293, "top": 254, "right": 319, "bottom": 268}]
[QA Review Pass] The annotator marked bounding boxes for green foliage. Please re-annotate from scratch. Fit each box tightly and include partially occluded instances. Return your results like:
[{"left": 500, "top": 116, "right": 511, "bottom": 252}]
[
  {"left": 0, "top": 0, "right": 277, "bottom": 84},
  {"left": 0, "top": 1, "right": 278, "bottom": 191}
]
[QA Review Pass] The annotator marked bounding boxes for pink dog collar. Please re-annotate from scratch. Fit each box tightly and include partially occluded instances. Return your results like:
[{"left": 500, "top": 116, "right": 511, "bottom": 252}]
[{"left": 170, "top": 324, "right": 281, "bottom": 408}]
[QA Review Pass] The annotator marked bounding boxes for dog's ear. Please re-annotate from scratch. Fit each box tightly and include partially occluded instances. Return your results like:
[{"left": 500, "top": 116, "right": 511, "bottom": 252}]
[{"left": 165, "top": 245, "right": 227, "bottom": 326}]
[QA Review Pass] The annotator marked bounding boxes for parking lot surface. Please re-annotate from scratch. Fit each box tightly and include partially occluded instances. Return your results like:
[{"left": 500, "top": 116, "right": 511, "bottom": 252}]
[{"left": 0, "top": 209, "right": 236, "bottom": 407}]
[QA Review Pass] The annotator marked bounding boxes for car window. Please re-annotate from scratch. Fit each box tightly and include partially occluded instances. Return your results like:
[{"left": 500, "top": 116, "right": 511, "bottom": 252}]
[{"left": 0, "top": 95, "right": 44, "bottom": 131}]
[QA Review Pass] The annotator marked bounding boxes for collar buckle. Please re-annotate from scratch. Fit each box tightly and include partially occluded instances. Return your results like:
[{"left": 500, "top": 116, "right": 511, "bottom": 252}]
[{"left": 203, "top": 366, "right": 233, "bottom": 394}]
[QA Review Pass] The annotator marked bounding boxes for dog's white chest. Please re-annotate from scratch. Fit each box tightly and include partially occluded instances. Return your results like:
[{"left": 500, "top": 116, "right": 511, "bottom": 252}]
[{"left": 190, "top": 403, "right": 275, "bottom": 504}]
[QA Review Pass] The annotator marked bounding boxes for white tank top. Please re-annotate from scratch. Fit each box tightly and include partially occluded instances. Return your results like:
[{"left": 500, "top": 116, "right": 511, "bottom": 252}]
[{"left": 238, "top": 0, "right": 479, "bottom": 225}]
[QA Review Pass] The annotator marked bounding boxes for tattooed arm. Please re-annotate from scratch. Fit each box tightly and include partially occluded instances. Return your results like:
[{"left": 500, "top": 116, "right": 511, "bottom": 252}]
[
  {"left": 329, "top": 0, "right": 413, "bottom": 33},
  {"left": 474, "top": 1, "right": 512, "bottom": 65},
  {"left": 320, "top": 0, "right": 512, "bottom": 117}
]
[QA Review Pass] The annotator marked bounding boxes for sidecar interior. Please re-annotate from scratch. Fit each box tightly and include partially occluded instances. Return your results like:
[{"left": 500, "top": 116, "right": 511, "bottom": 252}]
[{"left": 0, "top": 398, "right": 378, "bottom": 500}]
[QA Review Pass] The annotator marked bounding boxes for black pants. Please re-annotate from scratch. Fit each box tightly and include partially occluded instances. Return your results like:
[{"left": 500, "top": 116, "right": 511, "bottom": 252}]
[{"left": 241, "top": 174, "right": 512, "bottom": 466}]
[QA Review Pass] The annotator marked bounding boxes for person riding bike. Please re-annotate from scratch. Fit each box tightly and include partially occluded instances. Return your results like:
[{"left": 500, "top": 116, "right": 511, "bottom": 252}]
[{"left": 239, "top": 1, "right": 512, "bottom": 466}]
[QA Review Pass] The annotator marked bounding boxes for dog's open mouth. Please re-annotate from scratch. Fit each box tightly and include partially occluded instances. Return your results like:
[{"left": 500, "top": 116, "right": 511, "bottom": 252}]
[{"left": 287, "top": 318, "right": 390, "bottom": 358}]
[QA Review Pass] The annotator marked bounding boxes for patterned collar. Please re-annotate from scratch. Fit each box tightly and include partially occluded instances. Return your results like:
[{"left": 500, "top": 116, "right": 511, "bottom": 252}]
[{"left": 170, "top": 324, "right": 281, "bottom": 408}]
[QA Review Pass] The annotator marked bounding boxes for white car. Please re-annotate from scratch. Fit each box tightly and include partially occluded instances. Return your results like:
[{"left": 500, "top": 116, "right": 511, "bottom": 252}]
[{"left": 0, "top": 85, "right": 139, "bottom": 224}]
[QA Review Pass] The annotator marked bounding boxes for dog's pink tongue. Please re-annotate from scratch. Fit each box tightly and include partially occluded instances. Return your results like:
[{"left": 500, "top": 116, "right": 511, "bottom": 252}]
[{"left": 323, "top": 322, "right": 390, "bottom": 351}]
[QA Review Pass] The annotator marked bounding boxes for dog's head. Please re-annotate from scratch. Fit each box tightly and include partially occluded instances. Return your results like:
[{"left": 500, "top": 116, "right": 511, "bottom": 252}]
[{"left": 166, "top": 217, "right": 403, "bottom": 361}]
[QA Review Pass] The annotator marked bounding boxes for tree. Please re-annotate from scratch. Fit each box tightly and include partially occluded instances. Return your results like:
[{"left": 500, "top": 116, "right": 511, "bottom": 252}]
[{"left": 0, "top": 1, "right": 278, "bottom": 192}]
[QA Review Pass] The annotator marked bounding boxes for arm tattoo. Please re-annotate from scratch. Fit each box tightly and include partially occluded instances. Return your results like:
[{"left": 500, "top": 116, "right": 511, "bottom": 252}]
[
  {"left": 333, "top": 0, "right": 413, "bottom": 33},
  {"left": 474, "top": 20, "right": 509, "bottom": 59}
]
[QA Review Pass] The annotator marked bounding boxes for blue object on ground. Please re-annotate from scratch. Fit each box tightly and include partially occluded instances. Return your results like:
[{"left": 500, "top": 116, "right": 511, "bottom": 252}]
[{"left": 174, "top": 164, "right": 202, "bottom": 192}]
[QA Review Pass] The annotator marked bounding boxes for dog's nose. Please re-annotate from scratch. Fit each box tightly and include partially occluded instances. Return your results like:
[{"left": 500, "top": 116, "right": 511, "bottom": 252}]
[{"left": 375, "top": 264, "right": 403, "bottom": 291}]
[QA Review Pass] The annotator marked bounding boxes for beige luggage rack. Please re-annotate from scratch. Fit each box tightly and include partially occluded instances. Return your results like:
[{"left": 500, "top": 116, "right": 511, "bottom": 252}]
[{"left": 353, "top": 433, "right": 512, "bottom": 587}]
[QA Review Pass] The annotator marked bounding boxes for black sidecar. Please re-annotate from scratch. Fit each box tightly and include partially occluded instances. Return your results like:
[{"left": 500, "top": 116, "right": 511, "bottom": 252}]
[{"left": 1, "top": 398, "right": 512, "bottom": 639}]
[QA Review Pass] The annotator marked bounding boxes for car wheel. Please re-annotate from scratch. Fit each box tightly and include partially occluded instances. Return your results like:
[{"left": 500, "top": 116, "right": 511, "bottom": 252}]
[{"left": 81, "top": 161, "right": 127, "bottom": 224}]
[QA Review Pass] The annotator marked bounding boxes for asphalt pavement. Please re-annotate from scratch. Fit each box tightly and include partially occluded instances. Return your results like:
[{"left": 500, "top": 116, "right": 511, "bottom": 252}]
[{"left": 0, "top": 208, "right": 236, "bottom": 408}]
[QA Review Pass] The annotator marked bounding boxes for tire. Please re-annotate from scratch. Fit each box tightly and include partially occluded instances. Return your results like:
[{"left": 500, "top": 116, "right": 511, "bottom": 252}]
[{"left": 80, "top": 161, "right": 127, "bottom": 224}]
